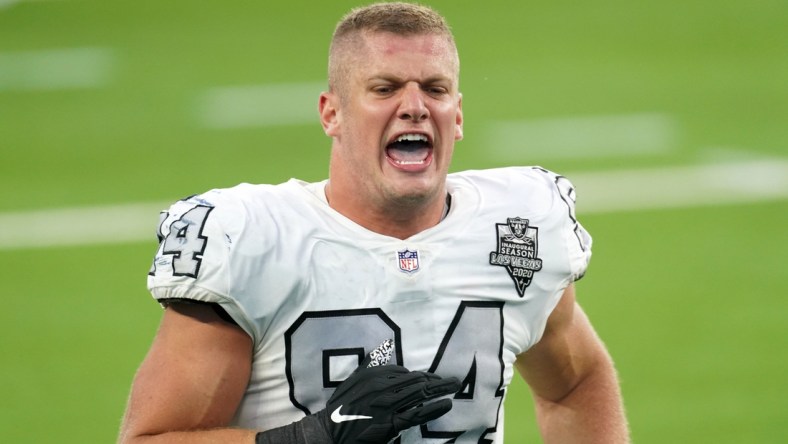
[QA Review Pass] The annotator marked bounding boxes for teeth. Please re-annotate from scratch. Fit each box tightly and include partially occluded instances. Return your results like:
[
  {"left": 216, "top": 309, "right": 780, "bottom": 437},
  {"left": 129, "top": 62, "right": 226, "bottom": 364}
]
[
  {"left": 395, "top": 134, "right": 428, "bottom": 143},
  {"left": 396, "top": 160, "right": 424, "bottom": 165}
]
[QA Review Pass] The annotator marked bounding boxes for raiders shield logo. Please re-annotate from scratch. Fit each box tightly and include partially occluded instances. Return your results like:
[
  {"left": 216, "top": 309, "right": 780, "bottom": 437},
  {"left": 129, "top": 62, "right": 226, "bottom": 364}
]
[{"left": 490, "top": 217, "right": 543, "bottom": 297}]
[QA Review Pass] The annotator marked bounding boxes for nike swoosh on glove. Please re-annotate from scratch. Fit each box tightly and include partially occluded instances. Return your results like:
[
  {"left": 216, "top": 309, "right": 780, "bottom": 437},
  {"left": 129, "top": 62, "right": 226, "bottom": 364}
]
[{"left": 316, "top": 340, "right": 462, "bottom": 443}]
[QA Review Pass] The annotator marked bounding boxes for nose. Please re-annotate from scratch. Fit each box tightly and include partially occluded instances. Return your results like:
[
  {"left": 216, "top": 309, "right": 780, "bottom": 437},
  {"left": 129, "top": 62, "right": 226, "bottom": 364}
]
[{"left": 398, "top": 83, "right": 429, "bottom": 122}]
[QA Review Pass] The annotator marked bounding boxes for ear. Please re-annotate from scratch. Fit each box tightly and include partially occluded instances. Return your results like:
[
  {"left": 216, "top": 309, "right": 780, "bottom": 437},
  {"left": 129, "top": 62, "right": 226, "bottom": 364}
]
[
  {"left": 319, "top": 91, "right": 340, "bottom": 137},
  {"left": 454, "top": 93, "right": 464, "bottom": 141}
]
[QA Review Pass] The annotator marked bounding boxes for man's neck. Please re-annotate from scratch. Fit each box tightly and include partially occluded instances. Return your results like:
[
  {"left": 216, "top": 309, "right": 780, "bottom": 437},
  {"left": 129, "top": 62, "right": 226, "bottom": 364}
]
[{"left": 324, "top": 183, "right": 449, "bottom": 240}]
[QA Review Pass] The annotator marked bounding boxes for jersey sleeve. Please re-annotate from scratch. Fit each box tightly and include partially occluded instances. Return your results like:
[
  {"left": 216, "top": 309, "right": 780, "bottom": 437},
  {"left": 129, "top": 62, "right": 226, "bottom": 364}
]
[
  {"left": 532, "top": 167, "right": 593, "bottom": 282},
  {"left": 553, "top": 173, "right": 593, "bottom": 282},
  {"left": 146, "top": 191, "right": 258, "bottom": 341}
]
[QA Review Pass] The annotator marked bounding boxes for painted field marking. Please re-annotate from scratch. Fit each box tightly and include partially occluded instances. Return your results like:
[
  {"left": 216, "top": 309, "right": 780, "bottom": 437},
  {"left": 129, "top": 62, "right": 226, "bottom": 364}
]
[
  {"left": 0, "top": 47, "right": 113, "bottom": 91},
  {"left": 571, "top": 159, "right": 788, "bottom": 214},
  {"left": 0, "top": 0, "right": 68, "bottom": 9},
  {"left": 0, "top": 201, "right": 170, "bottom": 250},
  {"left": 0, "top": 159, "right": 786, "bottom": 250},
  {"left": 197, "top": 82, "right": 326, "bottom": 128},
  {"left": 486, "top": 113, "right": 678, "bottom": 160}
]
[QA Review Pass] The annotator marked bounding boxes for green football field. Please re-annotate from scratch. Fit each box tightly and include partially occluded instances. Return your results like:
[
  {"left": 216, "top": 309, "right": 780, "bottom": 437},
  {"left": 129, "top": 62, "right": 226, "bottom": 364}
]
[{"left": 1, "top": 1, "right": 786, "bottom": 442}]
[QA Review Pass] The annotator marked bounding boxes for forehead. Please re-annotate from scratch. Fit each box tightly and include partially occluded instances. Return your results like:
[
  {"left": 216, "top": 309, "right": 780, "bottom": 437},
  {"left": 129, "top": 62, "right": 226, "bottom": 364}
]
[
  {"left": 352, "top": 31, "right": 459, "bottom": 81},
  {"left": 363, "top": 31, "right": 453, "bottom": 56}
]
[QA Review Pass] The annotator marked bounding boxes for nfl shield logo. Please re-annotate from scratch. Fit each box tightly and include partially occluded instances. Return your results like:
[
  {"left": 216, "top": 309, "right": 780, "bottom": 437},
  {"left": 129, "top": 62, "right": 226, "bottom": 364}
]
[{"left": 397, "top": 249, "right": 420, "bottom": 273}]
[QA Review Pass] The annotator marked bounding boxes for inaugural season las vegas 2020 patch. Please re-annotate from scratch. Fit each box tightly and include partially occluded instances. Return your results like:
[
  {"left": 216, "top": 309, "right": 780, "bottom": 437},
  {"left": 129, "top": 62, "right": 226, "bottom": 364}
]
[{"left": 490, "top": 217, "right": 543, "bottom": 297}]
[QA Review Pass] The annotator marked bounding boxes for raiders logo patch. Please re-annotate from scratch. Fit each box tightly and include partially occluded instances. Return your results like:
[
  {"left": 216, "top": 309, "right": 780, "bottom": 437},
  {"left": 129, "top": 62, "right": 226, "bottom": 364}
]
[{"left": 490, "top": 217, "right": 543, "bottom": 297}]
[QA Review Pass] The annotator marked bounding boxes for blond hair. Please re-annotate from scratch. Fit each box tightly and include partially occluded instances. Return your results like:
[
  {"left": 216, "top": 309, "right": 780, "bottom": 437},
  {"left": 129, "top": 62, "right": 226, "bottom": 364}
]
[{"left": 328, "top": 2, "right": 458, "bottom": 93}]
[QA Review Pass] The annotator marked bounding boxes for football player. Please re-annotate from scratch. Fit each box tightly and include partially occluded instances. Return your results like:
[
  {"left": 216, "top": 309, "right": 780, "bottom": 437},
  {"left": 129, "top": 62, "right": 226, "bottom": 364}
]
[{"left": 119, "top": 3, "right": 630, "bottom": 443}]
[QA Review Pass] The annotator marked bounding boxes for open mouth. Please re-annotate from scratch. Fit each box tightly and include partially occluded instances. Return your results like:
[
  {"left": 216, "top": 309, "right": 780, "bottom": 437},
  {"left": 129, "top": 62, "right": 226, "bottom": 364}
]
[{"left": 385, "top": 133, "right": 433, "bottom": 167}]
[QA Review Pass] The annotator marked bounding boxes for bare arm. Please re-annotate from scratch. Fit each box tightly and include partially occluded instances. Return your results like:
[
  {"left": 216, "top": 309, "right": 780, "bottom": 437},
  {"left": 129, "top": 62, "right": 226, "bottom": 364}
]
[
  {"left": 118, "top": 303, "right": 256, "bottom": 444},
  {"left": 515, "top": 284, "right": 630, "bottom": 443}
]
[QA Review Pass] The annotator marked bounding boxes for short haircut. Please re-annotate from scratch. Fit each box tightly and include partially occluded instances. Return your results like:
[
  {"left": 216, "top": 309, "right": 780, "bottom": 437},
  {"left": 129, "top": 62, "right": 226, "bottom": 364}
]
[{"left": 328, "top": 2, "right": 458, "bottom": 94}]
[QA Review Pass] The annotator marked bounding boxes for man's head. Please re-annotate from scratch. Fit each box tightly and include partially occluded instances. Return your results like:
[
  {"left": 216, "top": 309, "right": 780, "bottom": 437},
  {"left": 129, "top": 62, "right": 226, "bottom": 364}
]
[
  {"left": 319, "top": 3, "right": 463, "bottom": 238},
  {"left": 328, "top": 2, "right": 459, "bottom": 99}
]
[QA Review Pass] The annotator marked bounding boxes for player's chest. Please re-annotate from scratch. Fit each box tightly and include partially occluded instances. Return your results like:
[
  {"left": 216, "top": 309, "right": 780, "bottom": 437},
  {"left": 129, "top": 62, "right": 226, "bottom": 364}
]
[{"left": 265, "top": 215, "right": 564, "bottom": 305}]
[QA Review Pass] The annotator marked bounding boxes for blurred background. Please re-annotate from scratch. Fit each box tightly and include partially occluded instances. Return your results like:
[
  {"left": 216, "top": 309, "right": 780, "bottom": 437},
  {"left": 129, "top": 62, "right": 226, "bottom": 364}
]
[{"left": 1, "top": 0, "right": 786, "bottom": 442}]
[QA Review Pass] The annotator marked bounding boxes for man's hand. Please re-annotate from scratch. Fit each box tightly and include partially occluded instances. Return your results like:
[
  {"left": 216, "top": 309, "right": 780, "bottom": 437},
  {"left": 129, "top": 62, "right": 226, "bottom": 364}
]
[
  {"left": 317, "top": 360, "right": 461, "bottom": 443},
  {"left": 257, "top": 339, "right": 460, "bottom": 444}
]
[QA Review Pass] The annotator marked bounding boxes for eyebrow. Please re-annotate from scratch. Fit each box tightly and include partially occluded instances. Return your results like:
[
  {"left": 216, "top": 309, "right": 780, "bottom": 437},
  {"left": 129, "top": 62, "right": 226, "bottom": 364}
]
[{"left": 367, "top": 74, "right": 455, "bottom": 86}]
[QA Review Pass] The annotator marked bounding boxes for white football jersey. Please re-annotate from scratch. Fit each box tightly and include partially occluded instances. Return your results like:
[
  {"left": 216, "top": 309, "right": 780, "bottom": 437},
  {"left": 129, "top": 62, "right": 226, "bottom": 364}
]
[{"left": 147, "top": 166, "right": 592, "bottom": 443}]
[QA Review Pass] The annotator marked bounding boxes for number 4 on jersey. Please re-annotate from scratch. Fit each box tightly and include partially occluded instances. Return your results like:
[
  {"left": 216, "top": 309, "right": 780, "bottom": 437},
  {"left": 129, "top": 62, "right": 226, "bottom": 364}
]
[
  {"left": 422, "top": 301, "right": 505, "bottom": 441},
  {"left": 149, "top": 205, "right": 214, "bottom": 278}
]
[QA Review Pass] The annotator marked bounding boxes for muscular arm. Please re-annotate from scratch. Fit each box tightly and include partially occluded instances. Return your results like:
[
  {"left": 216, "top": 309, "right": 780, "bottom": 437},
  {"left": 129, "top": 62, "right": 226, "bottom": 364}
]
[
  {"left": 515, "top": 284, "right": 630, "bottom": 443},
  {"left": 118, "top": 303, "right": 256, "bottom": 444}
]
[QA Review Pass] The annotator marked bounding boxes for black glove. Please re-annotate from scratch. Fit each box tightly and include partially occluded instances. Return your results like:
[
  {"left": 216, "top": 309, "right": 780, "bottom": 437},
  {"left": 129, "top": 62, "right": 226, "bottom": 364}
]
[
  {"left": 256, "top": 340, "right": 461, "bottom": 444},
  {"left": 316, "top": 361, "right": 461, "bottom": 443}
]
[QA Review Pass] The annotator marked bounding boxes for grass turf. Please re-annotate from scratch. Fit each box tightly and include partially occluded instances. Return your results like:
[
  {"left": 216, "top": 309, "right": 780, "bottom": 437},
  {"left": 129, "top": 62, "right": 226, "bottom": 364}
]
[{"left": 1, "top": 1, "right": 786, "bottom": 442}]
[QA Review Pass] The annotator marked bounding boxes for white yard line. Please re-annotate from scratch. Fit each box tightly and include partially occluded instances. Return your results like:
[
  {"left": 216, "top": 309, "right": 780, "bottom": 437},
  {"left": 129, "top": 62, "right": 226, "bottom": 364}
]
[
  {"left": 197, "top": 82, "right": 327, "bottom": 128},
  {"left": 0, "top": 47, "right": 113, "bottom": 91},
  {"left": 1, "top": 0, "right": 70, "bottom": 9},
  {"left": 0, "top": 201, "right": 170, "bottom": 250},
  {"left": 486, "top": 113, "right": 678, "bottom": 160},
  {"left": 571, "top": 159, "right": 788, "bottom": 213},
  {"left": 0, "top": 159, "right": 786, "bottom": 250}
]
